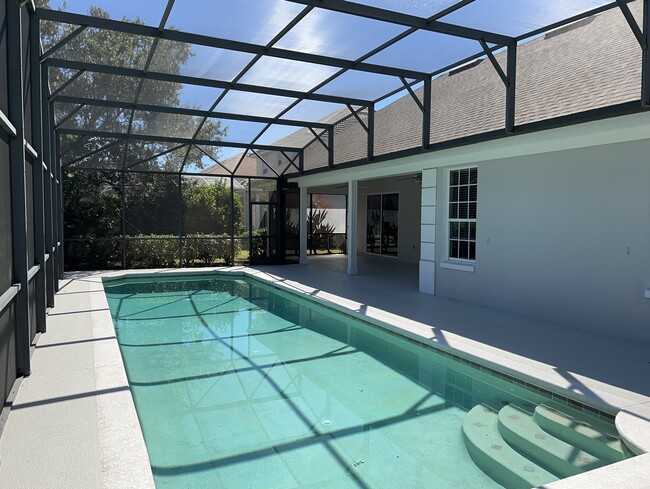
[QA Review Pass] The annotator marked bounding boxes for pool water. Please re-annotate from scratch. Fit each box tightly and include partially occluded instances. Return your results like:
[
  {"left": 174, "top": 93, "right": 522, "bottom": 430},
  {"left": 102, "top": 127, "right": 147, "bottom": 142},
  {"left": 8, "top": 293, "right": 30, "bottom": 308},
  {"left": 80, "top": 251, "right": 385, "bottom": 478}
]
[{"left": 104, "top": 275, "right": 623, "bottom": 489}]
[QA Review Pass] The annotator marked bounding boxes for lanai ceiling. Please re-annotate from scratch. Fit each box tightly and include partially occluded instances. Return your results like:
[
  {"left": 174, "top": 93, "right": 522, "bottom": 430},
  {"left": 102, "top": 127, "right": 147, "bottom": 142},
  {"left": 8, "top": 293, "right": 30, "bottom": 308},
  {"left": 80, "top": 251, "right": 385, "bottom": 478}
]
[{"left": 37, "top": 0, "right": 648, "bottom": 177}]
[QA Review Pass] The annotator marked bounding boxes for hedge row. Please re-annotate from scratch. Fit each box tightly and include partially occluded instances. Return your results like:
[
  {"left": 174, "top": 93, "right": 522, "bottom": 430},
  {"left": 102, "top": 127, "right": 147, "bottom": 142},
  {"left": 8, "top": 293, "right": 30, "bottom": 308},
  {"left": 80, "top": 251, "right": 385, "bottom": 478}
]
[{"left": 64, "top": 234, "right": 242, "bottom": 271}]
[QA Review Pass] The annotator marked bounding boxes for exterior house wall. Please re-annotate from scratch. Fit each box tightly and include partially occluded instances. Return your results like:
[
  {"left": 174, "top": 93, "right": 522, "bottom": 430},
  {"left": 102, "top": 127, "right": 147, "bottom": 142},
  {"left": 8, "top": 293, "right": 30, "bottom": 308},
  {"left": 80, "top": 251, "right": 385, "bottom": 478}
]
[
  {"left": 357, "top": 177, "right": 422, "bottom": 264},
  {"left": 434, "top": 138, "right": 650, "bottom": 342}
]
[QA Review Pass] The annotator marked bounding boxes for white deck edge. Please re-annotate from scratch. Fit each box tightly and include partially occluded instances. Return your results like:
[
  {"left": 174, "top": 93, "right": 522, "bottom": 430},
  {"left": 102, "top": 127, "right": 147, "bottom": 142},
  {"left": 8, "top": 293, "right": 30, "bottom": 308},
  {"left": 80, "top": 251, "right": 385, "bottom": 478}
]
[
  {"left": 90, "top": 266, "right": 650, "bottom": 489},
  {"left": 86, "top": 274, "right": 156, "bottom": 489}
]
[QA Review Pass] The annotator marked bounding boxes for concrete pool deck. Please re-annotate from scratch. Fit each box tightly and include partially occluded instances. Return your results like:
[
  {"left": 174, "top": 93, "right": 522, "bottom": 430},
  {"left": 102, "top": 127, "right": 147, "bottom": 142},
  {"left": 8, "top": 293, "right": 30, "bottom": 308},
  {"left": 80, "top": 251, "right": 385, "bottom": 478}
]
[{"left": 0, "top": 255, "right": 649, "bottom": 488}]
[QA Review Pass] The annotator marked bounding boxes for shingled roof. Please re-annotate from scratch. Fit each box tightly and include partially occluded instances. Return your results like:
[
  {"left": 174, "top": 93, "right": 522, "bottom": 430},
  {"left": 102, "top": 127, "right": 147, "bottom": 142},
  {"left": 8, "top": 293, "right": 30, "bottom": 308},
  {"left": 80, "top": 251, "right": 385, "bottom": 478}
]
[{"left": 205, "top": 1, "right": 643, "bottom": 177}]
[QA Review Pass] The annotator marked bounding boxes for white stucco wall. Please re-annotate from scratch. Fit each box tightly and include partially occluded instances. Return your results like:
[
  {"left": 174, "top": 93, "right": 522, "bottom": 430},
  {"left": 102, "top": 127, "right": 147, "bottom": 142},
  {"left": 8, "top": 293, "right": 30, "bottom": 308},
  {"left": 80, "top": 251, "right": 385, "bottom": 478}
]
[
  {"left": 434, "top": 139, "right": 650, "bottom": 342},
  {"left": 356, "top": 177, "right": 422, "bottom": 264}
]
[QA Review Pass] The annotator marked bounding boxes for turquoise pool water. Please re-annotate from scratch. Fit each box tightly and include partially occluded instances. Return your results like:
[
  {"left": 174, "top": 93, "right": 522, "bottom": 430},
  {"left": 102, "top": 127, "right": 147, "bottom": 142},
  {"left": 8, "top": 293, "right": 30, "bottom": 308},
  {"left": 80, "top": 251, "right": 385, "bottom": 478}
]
[{"left": 104, "top": 275, "right": 622, "bottom": 489}]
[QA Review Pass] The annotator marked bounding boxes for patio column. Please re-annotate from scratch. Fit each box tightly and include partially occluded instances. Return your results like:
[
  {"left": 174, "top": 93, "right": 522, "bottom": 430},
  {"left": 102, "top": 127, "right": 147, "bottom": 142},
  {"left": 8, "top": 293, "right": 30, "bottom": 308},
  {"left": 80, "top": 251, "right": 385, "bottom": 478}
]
[
  {"left": 419, "top": 169, "right": 437, "bottom": 294},
  {"left": 347, "top": 180, "right": 358, "bottom": 275},
  {"left": 299, "top": 185, "right": 308, "bottom": 264}
]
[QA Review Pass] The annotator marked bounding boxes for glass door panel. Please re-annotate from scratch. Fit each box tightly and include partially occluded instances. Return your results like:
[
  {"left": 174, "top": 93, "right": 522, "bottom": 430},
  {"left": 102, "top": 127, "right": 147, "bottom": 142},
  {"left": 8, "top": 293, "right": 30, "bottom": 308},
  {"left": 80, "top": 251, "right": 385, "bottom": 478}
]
[
  {"left": 366, "top": 193, "right": 398, "bottom": 257},
  {"left": 382, "top": 193, "right": 399, "bottom": 256},
  {"left": 366, "top": 194, "right": 381, "bottom": 254}
]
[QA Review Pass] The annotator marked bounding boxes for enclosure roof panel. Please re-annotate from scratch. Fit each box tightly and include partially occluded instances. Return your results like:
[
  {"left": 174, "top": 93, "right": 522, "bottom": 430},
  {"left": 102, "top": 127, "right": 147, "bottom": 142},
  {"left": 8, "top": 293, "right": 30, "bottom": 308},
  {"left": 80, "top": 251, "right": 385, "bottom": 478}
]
[
  {"left": 39, "top": 0, "right": 640, "bottom": 173},
  {"left": 166, "top": 0, "right": 307, "bottom": 45},
  {"left": 274, "top": 7, "right": 408, "bottom": 60}
]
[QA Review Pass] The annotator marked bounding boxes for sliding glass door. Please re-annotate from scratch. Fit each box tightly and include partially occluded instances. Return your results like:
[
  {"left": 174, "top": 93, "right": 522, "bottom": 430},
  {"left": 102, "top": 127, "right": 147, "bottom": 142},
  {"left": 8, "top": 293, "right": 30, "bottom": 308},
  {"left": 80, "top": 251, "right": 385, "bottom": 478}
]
[{"left": 366, "top": 193, "right": 398, "bottom": 256}]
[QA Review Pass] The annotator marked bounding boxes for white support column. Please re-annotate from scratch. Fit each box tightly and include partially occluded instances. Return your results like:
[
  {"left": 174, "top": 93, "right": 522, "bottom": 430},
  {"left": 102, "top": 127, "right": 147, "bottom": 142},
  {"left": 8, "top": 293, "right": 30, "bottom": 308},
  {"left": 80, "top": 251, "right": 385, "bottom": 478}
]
[
  {"left": 347, "top": 180, "right": 358, "bottom": 275},
  {"left": 419, "top": 169, "right": 437, "bottom": 294},
  {"left": 299, "top": 185, "right": 308, "bottom": 265}
]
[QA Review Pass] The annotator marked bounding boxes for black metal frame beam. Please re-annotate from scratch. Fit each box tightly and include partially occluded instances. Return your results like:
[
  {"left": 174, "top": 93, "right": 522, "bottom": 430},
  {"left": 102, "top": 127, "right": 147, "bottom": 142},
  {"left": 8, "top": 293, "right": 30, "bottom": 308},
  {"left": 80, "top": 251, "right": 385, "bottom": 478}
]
[
  {"left": 645, "top": 0, "right": 650, "bottom": 105},
  {"left": 53, "top": 96, "right": 332, "bottom": 130},
  {"left": 279, "top": 151, "right": 301, "bottom": 175},
  {"left": 478, "top": 40, "right": 508, "bottom": 86},
  {"left": 400, "top": 76, "right": 424, "bottom": 112},
  {"left": 616, "top": 0, "right": 650, "bottom": 106},
  {"left": 367, "top": 103, "right": 375, "bottom": 160},
  {"left": 40, "top": 24, "right": 88, "bottom": 61},
  {"left": 506, "top": 43, "right": 517, "bottom": 133},
  {"left": 47, "top": 68, "right": 84, "bottom": 100},
  {"left": 45, "top": 58, "right": 372, "bottom": 106},
  {"left": 54, "top": 102, "right": 84, "bottom": 129},
  {"left": 477, "top": 40, "right": 517, "bottom": 133},
  {"left": 56, "top": 128, "right": 302, "bottom": 153},
  {"left": 8, "top": 0, "right": 31, "bottom": 376},
  {"left": 250, "top": 149, "right": 281, "bottom": 178},
  {"left": 61, "top": 138, "right": 124, "bottom": 168},
  {"left": 422, "top": 79, "right": 431, "bottom": 149},
  {"left": 327, "top": 128, "right": 334, "bottom": 168},
  {"left": 36, "top": 8, "right": 430, "bottom": 80},
  {"left": 41, "top": 61, "right": 55, "bottom": 308},
  {"left": 345, "top": 104, "right": 368, "bottom": 133},
  {"left": 30, "top": 11, "right": 47, "bottom": 335},
  {"left": 308, "top": 127, "right": 329, "bottom": 151},
  {"left": 193, "top": 144, "right": 232, "bottom": 175},
  {"left": 125, "top": 143, "right": 186, "bottom": 170},
  {"left": 283, "top": 0, "right": 513, "bottom": 45}
]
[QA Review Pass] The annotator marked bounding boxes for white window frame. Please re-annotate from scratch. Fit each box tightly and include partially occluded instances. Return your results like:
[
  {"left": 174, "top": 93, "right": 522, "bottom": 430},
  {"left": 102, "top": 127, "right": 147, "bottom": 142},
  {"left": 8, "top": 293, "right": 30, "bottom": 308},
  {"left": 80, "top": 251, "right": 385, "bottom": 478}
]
[{"left": 443, "top": 166, "right": 477, "bottom": 271}]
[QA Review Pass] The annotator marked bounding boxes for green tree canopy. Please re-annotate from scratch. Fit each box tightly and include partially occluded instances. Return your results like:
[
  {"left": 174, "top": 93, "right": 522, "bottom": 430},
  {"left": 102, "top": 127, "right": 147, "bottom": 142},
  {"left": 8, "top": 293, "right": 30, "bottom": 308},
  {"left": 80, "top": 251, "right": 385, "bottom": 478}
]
[{"left": 183, "top": 180, "right": 244, "bottom": 236}]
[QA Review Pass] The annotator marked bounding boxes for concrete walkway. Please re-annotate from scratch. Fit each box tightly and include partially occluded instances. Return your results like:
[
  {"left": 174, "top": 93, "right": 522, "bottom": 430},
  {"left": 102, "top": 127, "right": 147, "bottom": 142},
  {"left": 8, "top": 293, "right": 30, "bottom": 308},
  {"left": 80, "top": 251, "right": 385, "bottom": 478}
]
[{"left": 0, "top": 256, "right": 649, "bottom": 488}]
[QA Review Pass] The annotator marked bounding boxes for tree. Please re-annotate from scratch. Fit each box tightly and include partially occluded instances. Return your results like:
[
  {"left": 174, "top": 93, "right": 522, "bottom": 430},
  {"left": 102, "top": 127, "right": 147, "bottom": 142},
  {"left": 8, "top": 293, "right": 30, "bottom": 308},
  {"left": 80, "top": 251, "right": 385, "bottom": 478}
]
[
  {"left": 183, "top": 180, "right": 244, "bottom": 236},
  {"left": 39, "top": 2, "right": 226, "bottom": 170}
]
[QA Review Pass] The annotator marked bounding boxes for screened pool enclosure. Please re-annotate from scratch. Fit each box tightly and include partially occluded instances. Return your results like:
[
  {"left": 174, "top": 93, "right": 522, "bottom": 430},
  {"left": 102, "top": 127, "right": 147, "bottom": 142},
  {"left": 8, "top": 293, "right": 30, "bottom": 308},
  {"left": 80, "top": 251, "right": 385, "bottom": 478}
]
[{"left": 2, "top": 0, "right": 650, "bottom": 409}]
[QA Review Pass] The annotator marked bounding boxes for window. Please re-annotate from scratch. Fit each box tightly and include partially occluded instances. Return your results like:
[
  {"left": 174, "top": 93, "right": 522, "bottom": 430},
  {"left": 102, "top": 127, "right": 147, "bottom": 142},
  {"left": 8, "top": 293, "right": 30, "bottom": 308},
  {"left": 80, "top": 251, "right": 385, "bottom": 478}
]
[
  {"left": 448, "top": 168, "right": 477, "bottom": 260},
  {"left": 367, "top": 193, "right": 398, "bottom": 256}
]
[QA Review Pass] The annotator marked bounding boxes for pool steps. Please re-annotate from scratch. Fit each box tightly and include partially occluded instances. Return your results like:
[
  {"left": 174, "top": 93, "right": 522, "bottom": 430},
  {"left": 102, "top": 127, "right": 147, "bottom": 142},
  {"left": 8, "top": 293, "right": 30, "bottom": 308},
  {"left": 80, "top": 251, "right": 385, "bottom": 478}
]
[
  {"left": 498, "top": 404, "right": 605, "bottom": 477},
  {"left": 463, "top": 403, "right": 622, "bottom": 489},
  {"left": 533, "top": 404, "right": 626, "bottom": 464},
  {"left": 463, "top": 405, "right": 556, "bottom": 489}
]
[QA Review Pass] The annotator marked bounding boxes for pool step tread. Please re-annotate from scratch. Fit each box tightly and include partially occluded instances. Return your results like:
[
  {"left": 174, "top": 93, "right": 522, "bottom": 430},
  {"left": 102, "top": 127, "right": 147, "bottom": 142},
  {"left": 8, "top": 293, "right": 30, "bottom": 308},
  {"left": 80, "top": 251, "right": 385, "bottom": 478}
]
[
  {"left": 462, "top": 404, "right": 557, "bottom": 489},
  {"left": 498, "top": 404, "right": 606, "bottom": 478},
  {"left": 533, "top": 404, "right": 626, "bottom": 464}
]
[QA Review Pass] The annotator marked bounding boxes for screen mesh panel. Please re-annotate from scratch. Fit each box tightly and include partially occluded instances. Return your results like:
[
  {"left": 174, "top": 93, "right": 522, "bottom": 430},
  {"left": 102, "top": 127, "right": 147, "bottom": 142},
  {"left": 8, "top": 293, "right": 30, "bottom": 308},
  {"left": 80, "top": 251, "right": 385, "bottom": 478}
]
[
  {"left": 367, "top": 30, "right": 484, "bottom": 74},
  {"left": 316, "top": 70, "right": 405, "bottom": 100},
  {"left": 515, "top": 4, "right": 642, "bottom": 126},
  {"left": 276, "top": 8, "right": 407, "bottom": 60},
  {"left": 348, "top": 0, "right": 465, "bottom": 18},
  {"left": 167, "top": 0, "right": 306, "bottom": 45},
  {"left": 64, "top": 141, "right": 127, "bottom": 170},
  {"left": 239, "top": 56, "right": 340, "bottom": 92},
  {"left": 53, "top": 27, "right": 155, "bottom": 70},
  {"left": 215, "top": 91, "right": 297, "bottom": 118},
  {"left": 0, "top": 140, "right": 12, "bottom": 291},
  {"left": 58, "top": 71, "right": 141, "bottom": 103},
  {"left": 124, "top": 172, "right": 181, "bottom": 236},
  {"left": 429, "top": 57, "right": 505, "bottom": 143},
  {"left": 149, "top": 40, "right": 255, "bottom": 82},
  {"left": 63, "top": 170, "right": 122, "bottom": 238}
]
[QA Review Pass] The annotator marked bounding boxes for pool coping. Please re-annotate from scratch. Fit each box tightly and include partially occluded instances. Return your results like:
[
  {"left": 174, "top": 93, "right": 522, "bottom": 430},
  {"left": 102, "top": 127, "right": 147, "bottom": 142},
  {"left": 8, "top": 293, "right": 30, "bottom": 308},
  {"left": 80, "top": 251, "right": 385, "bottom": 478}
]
[{"left": 94, "top": 266, "right": 650, "bottom": 489}]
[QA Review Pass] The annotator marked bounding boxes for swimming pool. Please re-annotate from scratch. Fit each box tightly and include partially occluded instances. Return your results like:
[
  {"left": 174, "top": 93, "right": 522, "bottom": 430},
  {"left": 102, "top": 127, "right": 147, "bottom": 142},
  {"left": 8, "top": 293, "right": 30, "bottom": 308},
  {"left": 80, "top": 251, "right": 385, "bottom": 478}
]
[{"left": 104, "top": 274, "right": 630, "bottom": 488}]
